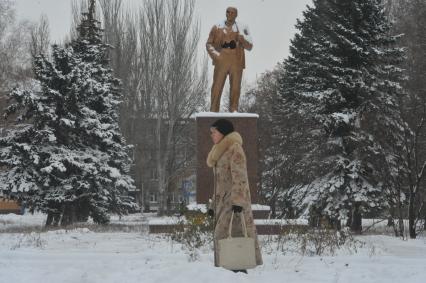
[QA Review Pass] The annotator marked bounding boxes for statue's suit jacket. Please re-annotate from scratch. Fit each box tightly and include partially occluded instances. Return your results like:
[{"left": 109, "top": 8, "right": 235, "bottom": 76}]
[{"left": 206, "top": 21, "right": 253, "bottom": 69}]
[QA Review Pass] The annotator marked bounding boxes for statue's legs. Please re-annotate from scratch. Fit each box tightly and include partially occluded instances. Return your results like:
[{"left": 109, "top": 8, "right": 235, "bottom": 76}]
[
  {"left": 229, "top": 64, "right": 243, "bottom": 112},
  {"left": 210, "top": 50, "right": 243, "bottom": 112},
  {"left": 210, "top": 61, "right": 228, "bottom": 112}
]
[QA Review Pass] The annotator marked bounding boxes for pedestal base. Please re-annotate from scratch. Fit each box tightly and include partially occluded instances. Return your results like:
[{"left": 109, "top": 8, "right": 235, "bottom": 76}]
[{"left": 194, "top": 112, "right": 260, "bottom": 204}]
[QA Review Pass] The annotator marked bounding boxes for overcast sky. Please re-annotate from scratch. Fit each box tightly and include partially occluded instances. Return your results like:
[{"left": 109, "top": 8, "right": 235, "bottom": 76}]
[{"left": 14, "top": 0, "right": 312, "bottom": 84}]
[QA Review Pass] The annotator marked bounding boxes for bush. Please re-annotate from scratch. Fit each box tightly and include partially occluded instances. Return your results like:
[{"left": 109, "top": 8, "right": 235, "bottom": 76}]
[
  {"left": 10, "top": 232, "right": 46, "bottom": 250},
  {"left": 263, "top": 226, "right": 364, "bottom": 256},
  {"left": 171, "top": 211, "right": 214, "bottom": 261}
]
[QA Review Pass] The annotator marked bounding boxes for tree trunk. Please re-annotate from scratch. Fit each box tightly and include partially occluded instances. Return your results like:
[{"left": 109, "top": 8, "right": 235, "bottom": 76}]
[
  {"left": 408, "top": 191, "right": 416, "bottom": 238},
  {"left": 139, "top": 182, "right": 144, "bottom": 212},
  {"left": 156, "top": 115, "right": 165, "bottom": 216},
  {"left": 76, "top": 198, "right": 90, "bottom": 222},
  {"left": 346, "top": 209, "right": 353, "bottom": 228},
  {"left": 46, "top": 212, "right": 54, "bottom": 227},
  {"left": 270, "top": 199, "right": 276, "bottom": 219},
  {"left": 350, "top": 206, "right": 362, "bottom": 234},
  {"left": 45, "top": 203, "right": 61, "bottom": 227},
  {"left": 387, "top": 208, "right": 401, "bottom": 237},
  {"left": 387, "top": 216, "right": 394, "bottom": 227},
  {"left": 157, "top": 116, "right": 176, "bottom": 216},
  {"left": 60, "top": 203, "right": 76, "bottom": 226},
  {"left": 397, "top": 192, "right": 405, "bottom": 237},
  {"left": 309, "top": 208, "right": 320, "bottom": 228},
  {"left": 334, "top": 217, "right": 342, "bottom": 231},
  {"left": 424, "top": 214, "right": 426, "bottom": 231}
]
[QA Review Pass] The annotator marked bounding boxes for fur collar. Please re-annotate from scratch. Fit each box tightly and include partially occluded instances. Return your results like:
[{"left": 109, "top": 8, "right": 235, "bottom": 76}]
[{"left": 207, "top": 132, "right": 243, "bottom": 168}]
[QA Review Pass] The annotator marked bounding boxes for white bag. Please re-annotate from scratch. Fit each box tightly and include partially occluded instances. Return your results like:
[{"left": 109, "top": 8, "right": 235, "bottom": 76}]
[{"left": 218, "top": 211, "right": 257, "bottom": 270}]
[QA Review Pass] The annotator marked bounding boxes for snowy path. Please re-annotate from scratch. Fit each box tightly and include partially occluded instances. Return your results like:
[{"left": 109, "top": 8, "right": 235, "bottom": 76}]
[{"left": 1, "top": 230, "right": 425, "bottom": 283}]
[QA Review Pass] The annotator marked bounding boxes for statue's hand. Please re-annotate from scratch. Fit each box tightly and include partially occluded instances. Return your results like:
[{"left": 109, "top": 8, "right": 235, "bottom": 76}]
[
  {"left": 213, "top": 52, "right": 221, "bottom": 63},
  {"left": 238, "top": 34, "right": 253, "bottom": 51},
  {"left": 238, "top": 34, "right": 246, "bottom": 43}
]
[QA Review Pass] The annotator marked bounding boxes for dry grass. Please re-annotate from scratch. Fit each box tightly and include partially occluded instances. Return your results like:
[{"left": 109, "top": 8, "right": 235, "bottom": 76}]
[{"left": 0, "top": 222, "right": 148, "bottom": 234}]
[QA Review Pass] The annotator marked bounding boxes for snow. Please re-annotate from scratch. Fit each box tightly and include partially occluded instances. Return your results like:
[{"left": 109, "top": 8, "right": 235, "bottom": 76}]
[
  {"left": 109, "top": 167, "right": 121, "bottom": 178},
  {"left": 1, "top": 213, "right": 426, "bottom": 283},
  {"left": 147, "top": 217, "right": 309, "bottom": 227},
  {"left": 186, "top": 203, "right": 208, "bottom": 213},
  {"left": 254, "top": 219, "right": 308, "bottom": 225},
  {"left": 41, "top": 161, "right": 67, "bottom": 174},
  {"left": 0, "top": 213, "right": 46, "bottom": 231},
  {"left": 192, "top": 112, "right": 259, "bottom": 118},
  {"left": 60, "top": 118, "right": 75, "bottom": 127},
  {"left": 185, "top": 203, "right": 270, "bottom": 213},
  {"left": 251, "top": 204, "right": 271, "bottom": 211},
  {"left": 148, "top": 216, "right": 183, "bottom": 225},
  {"left": 331, "top": 112, "right": 354, "bottom": 124}
]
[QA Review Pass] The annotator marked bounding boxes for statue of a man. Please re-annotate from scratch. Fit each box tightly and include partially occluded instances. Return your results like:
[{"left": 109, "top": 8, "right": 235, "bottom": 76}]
[{"left": 206, "top": 7, "right": 253, "bottom": 112}]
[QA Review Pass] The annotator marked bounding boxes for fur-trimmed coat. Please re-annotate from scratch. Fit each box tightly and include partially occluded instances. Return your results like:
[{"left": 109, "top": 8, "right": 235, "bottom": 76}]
[{"left": 207, "top": 132, "right": 262, "bottom": 267}]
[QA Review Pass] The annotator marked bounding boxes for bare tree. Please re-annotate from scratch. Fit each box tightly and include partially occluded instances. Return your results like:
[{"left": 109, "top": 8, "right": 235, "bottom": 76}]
[
  {"left": 0, "top": 0, "right": 14, "bottom": 38},
  {"left": 99, "top": 0, "right": 147, "bottom": 208},
  {"left": 97, "top": 0, "right": 207, "bottom": 213},
  {"left": 387, "top": 0, "right": 426, "bottom": 238},
  {"left": 248, "top": 66, "right": 313, "bottom": 219},
  {"left": 98, "top": 0, "right": 139, "bottom": 136},
  {"left": 246, "top": 69, "right": 281, "bottom": 217},
  {"left": 137, "top": 0, "right": 207, "bottom": 214},
  {"left": 0, "top": 0, "right": 32, "bottom": 110},
  {"left": 29, "top": 14, "right": 50, "bottom": 59}
]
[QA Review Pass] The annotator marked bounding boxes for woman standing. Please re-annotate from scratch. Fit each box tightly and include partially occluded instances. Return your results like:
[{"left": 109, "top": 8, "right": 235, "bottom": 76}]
[{"left": 207, "top": 119, "right": 262, "bottom": 272}]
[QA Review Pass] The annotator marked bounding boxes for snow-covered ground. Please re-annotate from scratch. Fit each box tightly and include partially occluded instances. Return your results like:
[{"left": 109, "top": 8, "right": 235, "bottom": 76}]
[{"left": 1, "top": 213, "right": 426, "bottom": 283}]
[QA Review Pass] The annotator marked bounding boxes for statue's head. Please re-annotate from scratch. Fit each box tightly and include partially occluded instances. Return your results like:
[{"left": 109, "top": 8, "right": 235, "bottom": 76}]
[{"left": 226, "top": 7, "right": 238, "bottom": 22}]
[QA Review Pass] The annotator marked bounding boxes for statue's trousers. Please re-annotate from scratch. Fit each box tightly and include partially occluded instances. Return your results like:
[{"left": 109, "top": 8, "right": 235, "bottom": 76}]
[{"left": 210, "top": 48, "right": 243, "bottom": 112}]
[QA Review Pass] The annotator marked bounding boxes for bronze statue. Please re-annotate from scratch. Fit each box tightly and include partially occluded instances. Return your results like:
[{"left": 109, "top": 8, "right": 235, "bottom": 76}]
[{"left": 206, "top": 7, "right": 253, "bottom": 112}]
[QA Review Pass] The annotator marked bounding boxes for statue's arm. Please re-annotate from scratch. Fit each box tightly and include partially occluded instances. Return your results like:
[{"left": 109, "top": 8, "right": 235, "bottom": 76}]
[
  {"left": 206, "top": 26, "right": 220, "bottom": 60},
  {"left": 238, "top": 26, "right": 253, "bottom": 51}
]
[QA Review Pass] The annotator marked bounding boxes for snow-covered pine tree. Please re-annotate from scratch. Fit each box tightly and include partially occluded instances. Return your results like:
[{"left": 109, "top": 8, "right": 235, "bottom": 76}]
[
  {"left": 0, "top": 0, "right": 137, "bottom": 226},
  {"left": 271, "top": 0, "right": 408, "bottom": 230}
]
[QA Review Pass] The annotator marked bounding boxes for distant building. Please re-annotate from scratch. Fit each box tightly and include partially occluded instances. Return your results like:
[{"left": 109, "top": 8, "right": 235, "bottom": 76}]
[{"left": 129, "top": 117, "right": 196, "bottom": 212}]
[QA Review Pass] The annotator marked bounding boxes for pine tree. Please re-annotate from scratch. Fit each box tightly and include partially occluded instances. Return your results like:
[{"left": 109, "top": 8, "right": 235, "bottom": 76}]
[
  {"left": 271, "top": 0, "right": 408, "bottom": 229},
  {"left": 0, "top": 0, "right": 136, "bottom": 226}
]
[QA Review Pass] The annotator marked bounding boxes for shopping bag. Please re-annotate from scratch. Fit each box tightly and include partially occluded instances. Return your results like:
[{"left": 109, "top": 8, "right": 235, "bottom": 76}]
[{"left": 218, "top": 211, "right": 256, "bottom": 270}]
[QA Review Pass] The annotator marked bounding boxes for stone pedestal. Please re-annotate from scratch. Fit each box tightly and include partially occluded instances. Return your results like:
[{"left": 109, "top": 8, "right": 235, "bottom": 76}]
[{"left": 194, "top": 112, "right": 259, "bottom": 204}]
